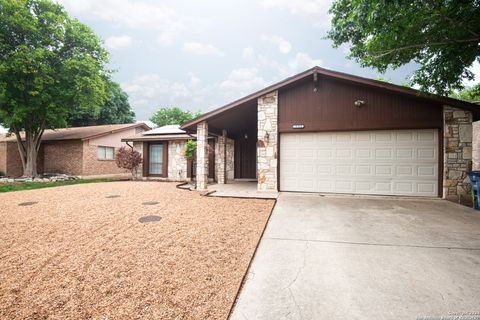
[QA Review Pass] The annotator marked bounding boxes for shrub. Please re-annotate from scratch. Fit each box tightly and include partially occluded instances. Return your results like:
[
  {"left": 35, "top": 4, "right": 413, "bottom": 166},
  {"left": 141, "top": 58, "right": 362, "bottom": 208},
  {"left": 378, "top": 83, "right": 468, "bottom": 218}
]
[
  {"left": 184, "top": 139, "right": 196, "bottom": 160},
  {"left": 115, "top": 147, "right": 142, "bottom": 179}
]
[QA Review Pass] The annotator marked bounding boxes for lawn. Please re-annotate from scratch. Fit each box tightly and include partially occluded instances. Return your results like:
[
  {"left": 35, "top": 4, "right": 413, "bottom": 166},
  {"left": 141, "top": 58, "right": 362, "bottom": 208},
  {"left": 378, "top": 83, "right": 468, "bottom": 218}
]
[
  {"left": 0, "top": 181, "right": 274, "bottom": 319},
  {"left": 0, "top": 178, "right": 118, "bottom": 193}
]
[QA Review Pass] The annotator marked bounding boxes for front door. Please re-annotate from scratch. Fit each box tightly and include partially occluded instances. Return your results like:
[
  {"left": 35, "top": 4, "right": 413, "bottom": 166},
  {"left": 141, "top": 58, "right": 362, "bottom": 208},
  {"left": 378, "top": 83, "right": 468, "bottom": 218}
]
[{"left": 235, "top": 135, "right": 257, "bottom": 179}]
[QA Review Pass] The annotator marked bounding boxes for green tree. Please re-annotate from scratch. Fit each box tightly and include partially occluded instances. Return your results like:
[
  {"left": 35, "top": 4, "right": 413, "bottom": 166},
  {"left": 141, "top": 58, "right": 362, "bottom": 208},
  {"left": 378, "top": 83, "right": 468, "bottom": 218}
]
[
  {"left": 450, "top": 83, "right": 480, "bottom": 102},
  {"left": 328, "top": 1, "right": 480, "bottom": 95},
  {"left": 0, "top": 0, "right": 109, "bottom": 177},
  {"left": 68, "top": 81, "right": 135, "bottom": 127},
  {"left": 150, "top": 107, "right": 202, "bottom": 127}
]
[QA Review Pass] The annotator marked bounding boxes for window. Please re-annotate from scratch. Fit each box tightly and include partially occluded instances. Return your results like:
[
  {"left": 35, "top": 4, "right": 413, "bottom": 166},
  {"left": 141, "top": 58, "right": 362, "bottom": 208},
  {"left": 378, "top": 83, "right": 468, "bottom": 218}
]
[
  {"left": 149, "top": 144, "right": 163, "bottom": 175},
  {"left": 97, "top": 146, "right": 114, "bottom": 160}
]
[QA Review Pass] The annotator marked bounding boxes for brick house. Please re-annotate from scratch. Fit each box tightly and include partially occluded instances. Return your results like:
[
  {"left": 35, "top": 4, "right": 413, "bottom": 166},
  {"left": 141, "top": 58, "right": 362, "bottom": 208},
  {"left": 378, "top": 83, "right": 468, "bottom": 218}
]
[
  {"left": 177, "top": 66, "right": 480, "bottom": 205},
  {"left": 0, "top": 123, "right": 150, "bottom": 178}
]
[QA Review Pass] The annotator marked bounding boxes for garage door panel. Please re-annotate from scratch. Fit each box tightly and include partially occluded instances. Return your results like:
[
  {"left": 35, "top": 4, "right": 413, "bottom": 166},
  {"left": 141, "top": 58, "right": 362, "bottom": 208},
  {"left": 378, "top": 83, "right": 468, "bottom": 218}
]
[{"left": 280, "top": 129, "right": 438, "bottom": 197}]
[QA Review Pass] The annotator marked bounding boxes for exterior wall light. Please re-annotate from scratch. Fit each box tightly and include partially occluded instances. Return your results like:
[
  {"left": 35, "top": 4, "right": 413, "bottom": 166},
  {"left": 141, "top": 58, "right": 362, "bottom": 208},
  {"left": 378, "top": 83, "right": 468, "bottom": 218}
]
[{"left": 354, "top": 100, "right": 366, "bottom": 107}]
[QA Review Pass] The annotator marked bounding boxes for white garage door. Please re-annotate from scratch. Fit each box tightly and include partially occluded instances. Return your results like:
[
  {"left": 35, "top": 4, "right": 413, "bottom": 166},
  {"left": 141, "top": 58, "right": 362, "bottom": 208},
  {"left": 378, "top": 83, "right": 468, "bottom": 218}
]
[{"left": 280, "top": 129, "right": 439, "bottom": 197}]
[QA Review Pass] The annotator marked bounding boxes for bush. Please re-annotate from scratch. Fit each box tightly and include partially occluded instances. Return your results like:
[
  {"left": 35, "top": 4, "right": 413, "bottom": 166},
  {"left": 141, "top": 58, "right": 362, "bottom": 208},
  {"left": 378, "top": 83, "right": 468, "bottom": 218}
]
[
  {"left": 115, "top": 147, "right": 142, "bottom": 179},
  {"left": 184, "top": 139, "right": 196, "bottom": 160}
]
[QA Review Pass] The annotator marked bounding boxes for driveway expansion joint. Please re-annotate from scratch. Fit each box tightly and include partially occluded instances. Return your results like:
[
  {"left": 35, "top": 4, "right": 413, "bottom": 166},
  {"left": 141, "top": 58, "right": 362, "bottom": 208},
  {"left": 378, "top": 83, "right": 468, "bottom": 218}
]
[{"left": 264, "top": 237, "right": 480, "bottom": 251}]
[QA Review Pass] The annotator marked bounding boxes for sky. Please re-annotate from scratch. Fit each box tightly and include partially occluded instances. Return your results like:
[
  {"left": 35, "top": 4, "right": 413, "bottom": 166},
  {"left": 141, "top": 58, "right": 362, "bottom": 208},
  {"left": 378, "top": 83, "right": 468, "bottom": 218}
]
[
  {"left": 0, "top": 0, "right": 477, "bottom": 134},
  {"left": 54, "top": 0, "right": 424, "bottom": 122}
]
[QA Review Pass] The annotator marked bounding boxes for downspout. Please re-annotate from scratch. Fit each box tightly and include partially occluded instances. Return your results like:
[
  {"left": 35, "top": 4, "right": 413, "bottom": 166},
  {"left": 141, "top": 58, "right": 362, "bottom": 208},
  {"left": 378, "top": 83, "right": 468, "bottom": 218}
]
[{"left": 126, "top": 141, "right": 134, "bottom": 150}]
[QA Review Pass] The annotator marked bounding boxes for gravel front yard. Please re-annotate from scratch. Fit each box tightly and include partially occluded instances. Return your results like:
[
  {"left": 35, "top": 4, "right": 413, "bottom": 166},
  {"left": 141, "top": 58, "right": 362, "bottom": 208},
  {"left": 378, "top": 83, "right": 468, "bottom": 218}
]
[{"left": 0, "top": 182, "right": 275, "bottom": 319}]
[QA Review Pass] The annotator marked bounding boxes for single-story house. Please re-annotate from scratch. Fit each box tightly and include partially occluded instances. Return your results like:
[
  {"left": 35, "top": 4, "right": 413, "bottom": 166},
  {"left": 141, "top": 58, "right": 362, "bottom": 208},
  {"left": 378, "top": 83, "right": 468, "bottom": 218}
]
[
  {"left": 177, "top": 66, "right": 479, "bottom": 205},
  {"left": 122, "top": 125, "right": 235, "bottom": 182},
  {"left": 0, "top": 123, "right": 149, "bottom": 178}
]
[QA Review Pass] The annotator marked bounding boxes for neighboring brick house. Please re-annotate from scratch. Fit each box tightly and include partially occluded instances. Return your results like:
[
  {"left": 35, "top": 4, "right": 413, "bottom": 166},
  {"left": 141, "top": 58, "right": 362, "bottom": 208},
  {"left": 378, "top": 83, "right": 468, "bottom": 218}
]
[
  {"left": 122, "top": 125, "right": 234, "bottom": 182},
  {"left": 179, "top": 66, "right": 480, "bottom": 205},
  {"left": 0, "top": 123, "right": 150, "bottom": 178}
]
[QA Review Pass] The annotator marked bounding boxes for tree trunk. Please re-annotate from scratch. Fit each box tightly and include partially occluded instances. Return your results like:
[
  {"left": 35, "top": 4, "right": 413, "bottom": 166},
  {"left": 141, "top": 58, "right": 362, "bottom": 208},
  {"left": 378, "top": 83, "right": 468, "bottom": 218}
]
[
  {"left": 24, "top": 132, "right": 40, "bottom": 178},
  {"left": 14, "top": 128, "right": 42, "bottom": 179}
]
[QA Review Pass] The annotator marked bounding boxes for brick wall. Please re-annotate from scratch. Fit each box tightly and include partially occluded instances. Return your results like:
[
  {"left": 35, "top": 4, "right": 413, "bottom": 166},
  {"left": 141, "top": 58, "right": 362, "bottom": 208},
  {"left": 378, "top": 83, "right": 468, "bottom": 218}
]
[
  {"left": 0, "top": 142, "right": 6, "bottom": 175},
  {"left": 82, "top": 142, "right": 129, "bottom": 176},
  {"left": 43, "top": 140, "right": 84, "bottom": 175},
  {"left": 6, "top": 141, "right": 25, "bottom": 178}
]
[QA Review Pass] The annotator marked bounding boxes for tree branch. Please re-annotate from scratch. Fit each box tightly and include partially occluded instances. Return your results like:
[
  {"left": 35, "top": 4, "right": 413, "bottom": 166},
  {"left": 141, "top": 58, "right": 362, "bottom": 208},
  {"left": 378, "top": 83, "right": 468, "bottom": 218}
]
[{"left": 373, "top": 38, "right": 480, "bottom": 58}]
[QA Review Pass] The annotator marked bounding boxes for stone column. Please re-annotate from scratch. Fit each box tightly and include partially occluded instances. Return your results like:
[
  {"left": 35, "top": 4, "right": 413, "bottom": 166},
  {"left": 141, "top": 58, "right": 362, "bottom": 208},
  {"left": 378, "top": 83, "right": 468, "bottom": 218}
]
[
  {"left": 443, "top": 105, "right": 473, "bottom": 205},
  {"left": 257, "top": 91, "right": 278, "bottom": 191},
  {"left": 133, "top": 141, "right": 143, "bottom": 180},
  {"left": 196, "top": 121, "right": 209, "bottom": 190},
  {"left": 216, "top": 130, "right": 227, "bottom": 184}
]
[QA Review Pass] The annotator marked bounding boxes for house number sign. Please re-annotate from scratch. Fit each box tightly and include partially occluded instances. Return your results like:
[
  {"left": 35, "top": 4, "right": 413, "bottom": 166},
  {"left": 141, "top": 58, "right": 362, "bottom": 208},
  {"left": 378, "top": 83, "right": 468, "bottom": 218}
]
[{"left": 292, "top": 124, "right": 305, "bottom": 129}]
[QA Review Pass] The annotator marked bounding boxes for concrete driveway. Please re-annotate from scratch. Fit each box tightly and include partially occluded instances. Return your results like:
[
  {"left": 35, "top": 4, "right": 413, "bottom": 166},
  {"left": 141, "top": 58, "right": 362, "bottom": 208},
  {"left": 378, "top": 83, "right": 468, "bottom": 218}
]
[{"left": 231, "top": 193, "right": 480, "bottom": 320}]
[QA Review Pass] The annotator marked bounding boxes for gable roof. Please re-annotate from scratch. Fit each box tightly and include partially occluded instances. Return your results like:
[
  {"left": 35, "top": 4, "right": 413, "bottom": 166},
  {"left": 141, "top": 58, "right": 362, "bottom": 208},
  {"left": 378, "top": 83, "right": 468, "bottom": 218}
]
[
  {"left": 0, "top": 123, "right": 150, "bottom": 142},
  {"left": 181, "top": 66, "right": 480, "bottom": 130}
]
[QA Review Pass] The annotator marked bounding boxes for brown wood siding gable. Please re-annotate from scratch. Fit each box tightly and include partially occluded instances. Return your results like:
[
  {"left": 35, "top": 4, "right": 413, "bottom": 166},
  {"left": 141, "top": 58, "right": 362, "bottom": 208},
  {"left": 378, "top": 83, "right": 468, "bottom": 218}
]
[{"left": 278, "top": 78, "right": 443, "bottom": 133}]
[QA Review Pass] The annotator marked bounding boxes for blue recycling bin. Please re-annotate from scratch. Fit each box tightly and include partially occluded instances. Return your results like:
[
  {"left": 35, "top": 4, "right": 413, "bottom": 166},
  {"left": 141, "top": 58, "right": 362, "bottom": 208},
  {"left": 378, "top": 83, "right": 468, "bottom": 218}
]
[{"left": 467, "top": 171, "right": 480, "bottom": 209}]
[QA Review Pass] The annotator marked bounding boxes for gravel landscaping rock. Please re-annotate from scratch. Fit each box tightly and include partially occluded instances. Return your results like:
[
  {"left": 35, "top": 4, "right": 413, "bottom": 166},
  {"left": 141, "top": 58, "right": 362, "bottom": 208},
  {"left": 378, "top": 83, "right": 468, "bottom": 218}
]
[{"left": 0, "top": 181, "right": 274, "bottom": 319}]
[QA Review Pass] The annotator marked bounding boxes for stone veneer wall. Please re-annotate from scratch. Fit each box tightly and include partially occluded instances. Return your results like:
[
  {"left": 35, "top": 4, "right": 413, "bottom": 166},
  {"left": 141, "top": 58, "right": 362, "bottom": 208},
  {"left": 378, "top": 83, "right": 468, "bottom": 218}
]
[
  {"left": 168, "top": 140, "right": 187, "bottom": 181},
  {"left": 257, "top": 91, "right": 278, "bottom": 191},
  {"left": 472, "top": 121, "right": 480, "bottom": 170},
  {"left": 196, "top": 121, "right": 209, "bottom": 190},
  {"left": 443, "top": 105, "right": 473, "bottom": 205},
  {"left": 215, "top": 135, "right": 234, "bottom": 183},
  {"left": 132, "top": 141, "right": 143, "bottom": 179}
]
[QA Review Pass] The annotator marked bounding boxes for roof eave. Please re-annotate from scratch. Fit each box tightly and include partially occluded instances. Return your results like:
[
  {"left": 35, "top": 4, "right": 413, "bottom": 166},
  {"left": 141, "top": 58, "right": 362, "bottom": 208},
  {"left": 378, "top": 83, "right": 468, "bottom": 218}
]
[
  {"left": 81, "top": 123, "right": 150, "bottom": 141},
  {"left": 180, "top": 66, "right": 480, "bottom": 129}
]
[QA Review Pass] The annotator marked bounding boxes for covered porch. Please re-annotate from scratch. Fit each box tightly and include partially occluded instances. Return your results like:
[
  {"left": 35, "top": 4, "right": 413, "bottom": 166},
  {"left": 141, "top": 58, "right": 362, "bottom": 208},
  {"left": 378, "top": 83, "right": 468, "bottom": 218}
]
[{"left": 181, "top": 81, "right": 279, "bottom": 193}]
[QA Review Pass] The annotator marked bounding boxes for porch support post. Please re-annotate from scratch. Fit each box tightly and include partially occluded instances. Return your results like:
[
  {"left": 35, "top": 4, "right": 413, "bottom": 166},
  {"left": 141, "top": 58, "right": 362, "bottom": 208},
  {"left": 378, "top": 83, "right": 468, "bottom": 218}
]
[
  {"left": 217, "top": 129, "right": 227, "bottom": 184},
  {"left": 196, "top": 121, "right": 209, "bottom": 190}
]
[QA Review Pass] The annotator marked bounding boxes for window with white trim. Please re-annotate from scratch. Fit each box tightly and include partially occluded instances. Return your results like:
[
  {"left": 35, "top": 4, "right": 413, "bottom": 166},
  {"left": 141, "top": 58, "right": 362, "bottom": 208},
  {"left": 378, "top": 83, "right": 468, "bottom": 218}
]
[{"left": 97, "top": 146, "right": 114, "bottom": 160}]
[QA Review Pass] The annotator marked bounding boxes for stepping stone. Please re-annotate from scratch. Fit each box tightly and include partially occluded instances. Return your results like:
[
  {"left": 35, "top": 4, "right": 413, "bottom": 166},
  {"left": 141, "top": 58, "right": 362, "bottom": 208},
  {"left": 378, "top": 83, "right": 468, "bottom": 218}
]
[
  {"left": 18, "top": 201, "right": 37, "bottom": 206},
  {"left": 142, "top": 201, "right": 159, "bottom": 205},
  {"left": 138, "top": 215, "right": 162, "bottom": 223}
]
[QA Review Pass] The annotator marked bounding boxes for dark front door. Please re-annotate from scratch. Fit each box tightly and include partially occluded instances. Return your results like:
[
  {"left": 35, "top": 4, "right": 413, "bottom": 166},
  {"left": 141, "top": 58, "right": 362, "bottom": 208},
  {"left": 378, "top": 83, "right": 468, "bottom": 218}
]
[
  {"left": 235, "top": 135, "right": 256, "bottom": 179},
  {"left": 208, "top": 140, "right": 215, "bottom": 181}
]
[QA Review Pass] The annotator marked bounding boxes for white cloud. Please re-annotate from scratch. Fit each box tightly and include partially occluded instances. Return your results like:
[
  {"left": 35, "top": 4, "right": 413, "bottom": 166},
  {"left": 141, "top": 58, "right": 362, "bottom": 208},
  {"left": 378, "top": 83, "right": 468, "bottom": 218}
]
[
  {"left": 0, "top": 125, "right": 7, "bottom": 134},
  {"left": 261, "top": 35, "right": 292, "bottom": 54},
  {"left": 243, "top": 47, "right": 255, "bottom": 59},
  {"left": 464, "top": 60, "right": 480, "bottom": 87},
  {"left": 289, "top": 52, "right": 322, "bottom": 70},
  {"left": 261, "top": 0, "right": 333, "bottom": 27},
  {"left": 121, "top": 73, "right": 214, "bottom": 119},
  {"left": 220, "top": 68, "right": 268, "bottom": 97},
  {"left": 58, "top": 0, "right": 186, "bottom": 46},
  {"left": 105, "top": 35, "right": 133, "bottom": 50},
  {"left": 261, "top": 0, "right": 331, "bottom": 16},
  {"left": 183, "top": 42, "right": 224, "bottom": 57}
]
